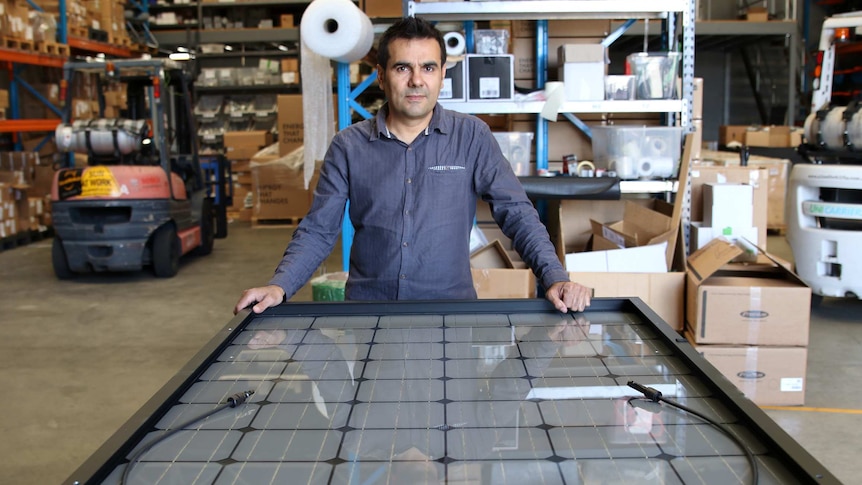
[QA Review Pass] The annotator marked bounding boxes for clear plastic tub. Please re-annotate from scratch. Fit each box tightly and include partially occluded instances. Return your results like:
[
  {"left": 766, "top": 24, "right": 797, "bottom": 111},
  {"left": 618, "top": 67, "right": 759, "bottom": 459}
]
[
  {"left": 605, "top": 75, "right": 635, "bottom": 100},
  {"left": 492, "top": 132, "right": 534, "bottom": 176},
  {"left": 591, "top": 126, "right": 682, "bottom": 179},
  {"left": 194, "top": 95, "right": 224, "bottom": 119},
  {"left": 627, "top": 52, "right": 680, "bottom": 100},
  {"left": 474, "top": 29, "right": 510, "bottom": 55}
]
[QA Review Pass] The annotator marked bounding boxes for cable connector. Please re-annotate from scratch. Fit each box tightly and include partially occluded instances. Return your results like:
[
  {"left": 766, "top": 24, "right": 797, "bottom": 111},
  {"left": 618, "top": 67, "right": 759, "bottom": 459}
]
[
  {"left": 627, "top": 381, "right": 662, "bottom": 402},
  {"left": 225, "top": 390, "right": 255, "bottom": 407}
]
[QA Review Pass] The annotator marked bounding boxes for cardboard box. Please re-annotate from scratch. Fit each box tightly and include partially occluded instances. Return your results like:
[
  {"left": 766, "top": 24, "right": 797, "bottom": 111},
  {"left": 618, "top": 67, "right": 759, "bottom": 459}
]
[
  {"left": 558, "top": 44, "right": 606, "bottom": 101},
  {"left": 548, "top": 199, "right": 645, "bottom": 263},
  {"left": 685, "top": 239, "right": 811, "bottom": 346},
  {"left": 570, "top": 271, "right": 685, "bottom": 330},
  {"left": 590, "top": 200, "right": 675, "bottom": 269},
  {"left": 362, "top": 0, "right": 402, "bottom": 18},
  {"left": 466, "top": 54, "right": 514, "bottom": 101},
  {"left": 512, "top": 37, "right": 604, "bottom": 80},
  {"left": 251, "top": 157, "right": 319, "bottom": 220},
  {"left": 224, "top": 131, "right": 272, "bottom": 161},
  {"left": 697, "top": 152, "right": 790, "bottom": 230},
  {"left": 690, "top": 223, "right": 759, "bottom": 259},
  {"left": 718, "top": 125, "right": 748, "bottom": 146},
  {"left": 689, "top": 336, "right": 806, "bottom": 406},
  {"left": 703, "top": 183, "right": 754, "bottom": 229},
  {"left": 470, "top": 240, "right": 515, "bottom": 269},
  {"left": 746, "top": 7, "right": 769, "bottom": 21},
  {"left": 565, "top": 241, "right": 668, "bottom": 273},
  {"left": 471, "top": 268, "right": 536, "bottom": 299},
  {"left": 440, "top": 60, "right": 466, "bottom": 102},
  {"left": 277, "top": 94, "right": 304, "bottom": 156},
  {"left": 689, "top": 165, "right": 768, "bottom": 248}
]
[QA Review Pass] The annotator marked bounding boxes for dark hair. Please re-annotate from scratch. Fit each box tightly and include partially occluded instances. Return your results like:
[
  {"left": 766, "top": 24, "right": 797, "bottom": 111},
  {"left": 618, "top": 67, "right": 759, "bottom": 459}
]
[{"left": 377, "top": 17, "right": 446, "bottom": 69}]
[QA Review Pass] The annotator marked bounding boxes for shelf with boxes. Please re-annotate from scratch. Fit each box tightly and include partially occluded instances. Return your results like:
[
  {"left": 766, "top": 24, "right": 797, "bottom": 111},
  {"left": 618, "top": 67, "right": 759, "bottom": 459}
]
[
  {"left": 409, "top": 0, "right": 695, "bottom": 178},
  {"left": 151, "top": 0, "right": 306, "bottom": 45}
]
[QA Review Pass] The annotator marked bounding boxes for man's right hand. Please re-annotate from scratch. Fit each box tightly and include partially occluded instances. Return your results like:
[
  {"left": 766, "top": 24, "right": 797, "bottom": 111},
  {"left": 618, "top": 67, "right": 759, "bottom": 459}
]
[{"left": 234, "top": 285, "right": 286, "bottom": 315}]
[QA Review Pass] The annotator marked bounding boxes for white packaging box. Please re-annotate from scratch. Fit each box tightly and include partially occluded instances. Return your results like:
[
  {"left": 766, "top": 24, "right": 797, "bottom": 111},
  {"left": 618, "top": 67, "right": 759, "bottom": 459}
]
[
  {"left": 703, "top": 183, "right": 753, "bottom": 229},
  {"left": 558, "top": 44, "right": 606, "bottom": 101}
]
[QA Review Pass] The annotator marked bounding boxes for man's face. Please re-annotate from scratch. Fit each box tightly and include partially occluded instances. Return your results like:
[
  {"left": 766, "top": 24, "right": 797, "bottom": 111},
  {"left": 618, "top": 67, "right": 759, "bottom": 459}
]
[{"left": 377, "top": 37, "right": 444, "bottom": 124}]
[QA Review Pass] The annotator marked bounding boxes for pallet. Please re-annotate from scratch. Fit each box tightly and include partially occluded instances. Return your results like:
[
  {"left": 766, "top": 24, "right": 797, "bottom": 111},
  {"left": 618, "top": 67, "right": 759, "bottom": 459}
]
[
  {"left": 68, "top": 27, "right": 89, "bottom": 39},
  {"left": 0, "top": 227, "right": 53, "bottom": 253},
  {"left": 110, "top": 35, "right": 132, "bottom": 47},
  {"left": 35, "top": 41, "right": 70, "bottom": 56},
  {"left": 1, "top": 36, "right": 34, "bottom": 51},
  {"left": 251, "top": 217, "right": 303, "bottom": 229},
  {"left": 0, "top": 231, "right": 31, "bottom": 253}
]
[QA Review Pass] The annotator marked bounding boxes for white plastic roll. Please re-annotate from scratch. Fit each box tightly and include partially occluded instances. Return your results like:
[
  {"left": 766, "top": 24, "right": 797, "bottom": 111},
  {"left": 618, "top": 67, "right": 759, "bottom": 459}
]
[
  {"left": 443, "top": 31, "right": 466, "bottom": 57},
  {"left": 300, "top": 0, "right": 373, "bottom": 63},
  {"left": 646, "top": 136, "right": 668, "bottom": 156}
]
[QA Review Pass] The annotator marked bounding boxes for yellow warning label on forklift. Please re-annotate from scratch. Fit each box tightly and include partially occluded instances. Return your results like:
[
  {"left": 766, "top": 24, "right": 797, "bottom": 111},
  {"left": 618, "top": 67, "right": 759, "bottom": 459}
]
[{"left": 81, "top": 166, "right": 120, "bottom": 197}]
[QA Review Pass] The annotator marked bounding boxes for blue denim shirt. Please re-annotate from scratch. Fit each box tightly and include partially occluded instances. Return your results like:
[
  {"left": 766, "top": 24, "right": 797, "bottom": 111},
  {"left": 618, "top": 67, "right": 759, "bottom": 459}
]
[{"left": 269, "top": 103, "right": 569, "bottom": 301}]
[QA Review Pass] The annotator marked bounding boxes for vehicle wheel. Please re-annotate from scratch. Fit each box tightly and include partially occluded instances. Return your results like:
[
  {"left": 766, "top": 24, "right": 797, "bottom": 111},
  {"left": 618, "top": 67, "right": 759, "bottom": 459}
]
[
  {"left": 152, "top": 224, "right": 180, "bottom": 278},
  {"left": 193, "top": 197, "right": 215, "bottom": 256},
  {"left": 811, "top": 293, "right": 824, "bottom": 308},
  {"left": 52, "top": 237, "right": 75, "bottom": 280}
]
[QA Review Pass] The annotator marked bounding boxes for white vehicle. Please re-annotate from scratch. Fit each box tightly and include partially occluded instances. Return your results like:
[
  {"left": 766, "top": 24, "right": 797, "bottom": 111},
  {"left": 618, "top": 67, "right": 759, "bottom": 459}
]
[{"left": 789, "top": 12, "right": 862, "bottom": 304}]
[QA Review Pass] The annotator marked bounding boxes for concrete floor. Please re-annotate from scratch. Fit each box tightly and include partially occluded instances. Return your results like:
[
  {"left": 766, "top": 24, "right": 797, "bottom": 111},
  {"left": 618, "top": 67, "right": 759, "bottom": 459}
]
[{"left": 1, "top": 222, "right": 859, "bottom": 484}]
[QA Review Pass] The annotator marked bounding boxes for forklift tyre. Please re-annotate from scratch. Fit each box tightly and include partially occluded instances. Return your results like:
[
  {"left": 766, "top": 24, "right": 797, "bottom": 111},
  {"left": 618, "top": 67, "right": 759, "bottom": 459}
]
[
  {"left": 52, "top": 237, "right": 75, "bottom": 280},
  {"left": 811, "top": 293, "right": 824, "bottom": 308},
  {"left": 193, "top": 197, "right": 215, "bottom": 256},
  {"left": 152, "top": 224, "right": 180, "bottom": 278}
]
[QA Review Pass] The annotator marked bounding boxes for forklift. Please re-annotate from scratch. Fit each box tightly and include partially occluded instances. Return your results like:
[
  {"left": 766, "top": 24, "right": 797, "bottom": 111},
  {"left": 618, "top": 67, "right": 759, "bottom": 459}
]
[
  {"left": 50, "top": 58, "right": 229, "bottom": 278},
  {"left": 789, "top": 12, "right": 862, "bottom": 304}
]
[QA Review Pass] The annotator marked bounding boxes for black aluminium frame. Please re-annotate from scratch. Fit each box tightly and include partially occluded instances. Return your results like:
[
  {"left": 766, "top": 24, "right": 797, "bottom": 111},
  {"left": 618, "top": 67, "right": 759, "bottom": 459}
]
[{"left": 63, "top": 298, "right": 841, "bottom": 485}]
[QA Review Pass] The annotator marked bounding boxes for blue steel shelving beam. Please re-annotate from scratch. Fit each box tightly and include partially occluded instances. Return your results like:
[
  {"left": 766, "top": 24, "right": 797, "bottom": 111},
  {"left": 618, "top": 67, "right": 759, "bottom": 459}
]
[{"left": 337, "top": 64, "right": 378, "bottom": 271}]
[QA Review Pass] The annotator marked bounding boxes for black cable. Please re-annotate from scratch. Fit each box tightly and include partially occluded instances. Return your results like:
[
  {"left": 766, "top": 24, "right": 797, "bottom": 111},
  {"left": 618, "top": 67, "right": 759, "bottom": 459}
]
[
  {"left": 627, "top": 381, "right": 759, "bottom": 485},
  {"left": 119, "top": 390, "right": 254, "bottom": 485}
]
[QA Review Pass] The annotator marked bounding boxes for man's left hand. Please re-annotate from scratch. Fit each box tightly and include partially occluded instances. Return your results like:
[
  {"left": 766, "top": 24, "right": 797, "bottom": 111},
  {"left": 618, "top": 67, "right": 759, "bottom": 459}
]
[{"left": 545, "top": 281, "right": 591, "bottom": 313}]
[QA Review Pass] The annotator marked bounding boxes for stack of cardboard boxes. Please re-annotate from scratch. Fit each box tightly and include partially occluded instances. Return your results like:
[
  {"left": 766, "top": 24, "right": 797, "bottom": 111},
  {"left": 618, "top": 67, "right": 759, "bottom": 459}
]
[
  {"left": 685, "top": 239, "right": 810, "bottom": 406},
  {"left": 719, "top": 124, "right": 804, "bottom": 148},
  {"left": 683, "top": 165, "right": 810, "bottom": 405},
  {"left": 696, "top": 150, "right": 792, "bottom": 233},
  {"left": 0, "top": 152, "right": 53, "bottom": 239},
  {"left": 547, "top": 197, "right": 686, "bottom": 331}
]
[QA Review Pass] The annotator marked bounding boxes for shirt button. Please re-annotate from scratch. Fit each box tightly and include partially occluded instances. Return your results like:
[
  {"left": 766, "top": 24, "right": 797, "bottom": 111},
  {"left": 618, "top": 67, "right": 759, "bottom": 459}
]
[
  {"left": 406, "top": 178, "right": 412, "bottom": 184},
  {"left": 402, "top": 242, "right": 408, "bottom": 247},
  {"left": 400, "top": 274, "right": 406, "bottom": 279},
  {"left": 404, "top": 209, "right": 410, "bottom": 215}
]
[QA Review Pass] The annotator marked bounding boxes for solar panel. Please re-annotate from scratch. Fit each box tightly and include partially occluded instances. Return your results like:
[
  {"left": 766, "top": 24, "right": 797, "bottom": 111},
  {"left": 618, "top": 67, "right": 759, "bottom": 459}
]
[{"left": 65, "top": 299, "right": 839, "bottom": 485}]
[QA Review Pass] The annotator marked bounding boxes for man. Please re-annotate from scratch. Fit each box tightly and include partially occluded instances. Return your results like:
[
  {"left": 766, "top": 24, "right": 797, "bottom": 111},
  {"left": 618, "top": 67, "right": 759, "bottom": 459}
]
[{"left": 235, "top": 17, "right": 590, "bottom": 315}]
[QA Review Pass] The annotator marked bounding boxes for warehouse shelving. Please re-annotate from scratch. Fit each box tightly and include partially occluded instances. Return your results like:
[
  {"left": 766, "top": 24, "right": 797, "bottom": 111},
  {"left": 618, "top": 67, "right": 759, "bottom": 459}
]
[
  {"left": 1, "top": 0, "right": 140, "bottom": 138},
  {"left": 407, "top": 0, "right": 696, "bottom": 172}
]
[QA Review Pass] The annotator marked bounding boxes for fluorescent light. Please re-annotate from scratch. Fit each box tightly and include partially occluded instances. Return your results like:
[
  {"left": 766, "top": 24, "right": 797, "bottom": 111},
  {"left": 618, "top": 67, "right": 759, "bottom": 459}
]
[{"left": 169, "top": 52, "right": 194, "bottom": 61}]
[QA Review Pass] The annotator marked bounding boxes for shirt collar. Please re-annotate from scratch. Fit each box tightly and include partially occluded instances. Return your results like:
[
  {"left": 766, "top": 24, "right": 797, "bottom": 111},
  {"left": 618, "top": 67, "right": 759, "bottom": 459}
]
[{"left": 371, "top": 103, "right": 450, "bottom": 141}]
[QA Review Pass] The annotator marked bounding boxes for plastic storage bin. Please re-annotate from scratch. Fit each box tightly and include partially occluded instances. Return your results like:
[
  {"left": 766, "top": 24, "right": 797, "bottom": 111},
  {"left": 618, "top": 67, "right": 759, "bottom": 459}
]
[
  {"left": 627, "top": 52, "right": 680, "bottom": 99},
  {"left": 492, "top": 132, "right": 534, "bottom": 176},
  {"left": 605, "top": 75, "right": 635, "bottom": 100},
  {"left": 591, "top": 126, "right": 682, "bottom": 179}
]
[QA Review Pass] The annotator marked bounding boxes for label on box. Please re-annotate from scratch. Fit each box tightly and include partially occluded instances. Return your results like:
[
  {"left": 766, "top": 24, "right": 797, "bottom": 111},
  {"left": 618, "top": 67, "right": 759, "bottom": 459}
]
[
  {"left": 440, "top": 79, "right": 454, "bottom": 99},
  {"left": 479, "top": 78, "right": 501, "bottom": 99},
  {"left": 780, "top": 378, "right": 804, "bottom": 392}
]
